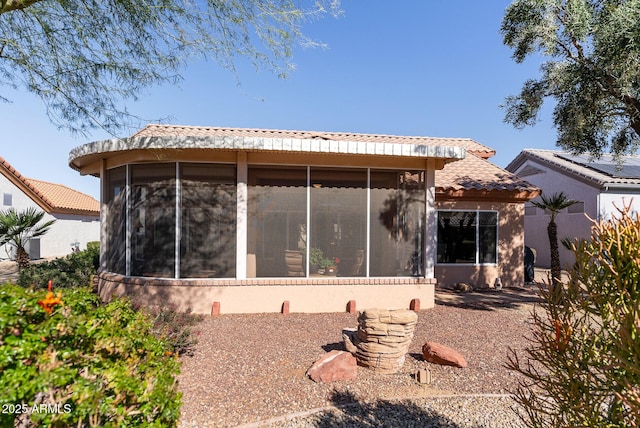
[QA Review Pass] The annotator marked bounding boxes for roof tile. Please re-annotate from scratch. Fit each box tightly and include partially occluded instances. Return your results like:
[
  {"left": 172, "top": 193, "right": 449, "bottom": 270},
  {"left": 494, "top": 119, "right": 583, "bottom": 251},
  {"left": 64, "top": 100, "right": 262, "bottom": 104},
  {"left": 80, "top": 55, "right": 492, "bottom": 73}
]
[
  {"left": 131, "top": 124, "right": 534, "bottom": 196},
  {"left": 436, "top": 153, "right": 539, "bottom": 193},
  {"left": 132, "top": 124, "right": 496, "bottom": 158},
  {"left": 28, "top": 179, "right": 99, "bottom": 214}
]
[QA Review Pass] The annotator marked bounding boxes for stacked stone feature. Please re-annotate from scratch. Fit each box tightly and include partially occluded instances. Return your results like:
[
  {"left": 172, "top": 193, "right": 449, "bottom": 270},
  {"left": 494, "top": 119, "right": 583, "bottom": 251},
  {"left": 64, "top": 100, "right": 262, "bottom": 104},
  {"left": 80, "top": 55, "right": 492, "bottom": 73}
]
[{"left": 355, "top": 308, "right": 418, "bottom": 374}]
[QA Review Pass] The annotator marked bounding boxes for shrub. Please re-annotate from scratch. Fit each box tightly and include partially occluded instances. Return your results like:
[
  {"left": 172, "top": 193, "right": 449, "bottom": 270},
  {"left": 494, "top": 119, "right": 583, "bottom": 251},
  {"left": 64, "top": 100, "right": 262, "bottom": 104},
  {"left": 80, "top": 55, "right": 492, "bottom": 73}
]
[
  {"left": 137, "top": 303, "right": 204, "bottom": 357},
  {"left": 507, "top": 204, "right": 640, "bottom": 427},
  {"left": 0, "top": 284, "right": 181, "bottom": 427},
  {"left": 17, "top": 243, "right": 100, "bottom": 289}
]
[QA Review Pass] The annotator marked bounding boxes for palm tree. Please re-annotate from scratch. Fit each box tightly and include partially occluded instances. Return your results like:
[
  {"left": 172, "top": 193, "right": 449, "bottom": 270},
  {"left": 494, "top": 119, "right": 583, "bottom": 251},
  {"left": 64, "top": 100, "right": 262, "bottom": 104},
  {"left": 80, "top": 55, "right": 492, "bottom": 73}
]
[
  {"left": 0, "top": 208, "right": 56, "bottom": 270},
  {"left": 532, "top": 192, "right": 577, "bottom": 291}
]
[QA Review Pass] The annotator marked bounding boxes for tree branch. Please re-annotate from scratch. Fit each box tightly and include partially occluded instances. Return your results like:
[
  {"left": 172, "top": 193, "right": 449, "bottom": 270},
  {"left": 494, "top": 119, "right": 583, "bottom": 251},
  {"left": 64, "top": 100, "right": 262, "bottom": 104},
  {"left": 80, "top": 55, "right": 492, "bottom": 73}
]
[{"left": 1, "top": 0, "right": 42, "bottom": 14}]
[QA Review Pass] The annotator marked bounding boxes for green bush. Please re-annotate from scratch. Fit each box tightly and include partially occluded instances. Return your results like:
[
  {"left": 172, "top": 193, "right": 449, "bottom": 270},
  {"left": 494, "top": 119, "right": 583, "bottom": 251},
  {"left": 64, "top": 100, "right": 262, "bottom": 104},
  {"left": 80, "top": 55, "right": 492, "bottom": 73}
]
[
  {"left": 508, "top": 204, "right": 640, "bottom": 427},
  {"left": 0, "top": 284, "right": 181, "bottom": 427},
  {"left": 17, "top": 242, "right": 100, "bottom": 289},
  {"left": 136, "top": 303, "right": 204, "bottom": 357}
]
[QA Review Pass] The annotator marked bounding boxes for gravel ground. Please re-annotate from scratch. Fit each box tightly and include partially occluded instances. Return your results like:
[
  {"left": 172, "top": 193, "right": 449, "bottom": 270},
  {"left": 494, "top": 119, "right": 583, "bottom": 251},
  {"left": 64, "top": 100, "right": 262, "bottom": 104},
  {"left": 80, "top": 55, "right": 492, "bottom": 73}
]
[{"left": 177, "top": 287, "right": 540, "bottom": 428}]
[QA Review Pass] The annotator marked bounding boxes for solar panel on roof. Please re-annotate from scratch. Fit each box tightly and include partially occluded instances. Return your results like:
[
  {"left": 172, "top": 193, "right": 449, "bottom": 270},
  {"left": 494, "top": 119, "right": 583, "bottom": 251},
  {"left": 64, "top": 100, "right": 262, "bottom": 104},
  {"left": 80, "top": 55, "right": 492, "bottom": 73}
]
[{"left": 555, "top": 153, "right": 640, "bottom": 179}]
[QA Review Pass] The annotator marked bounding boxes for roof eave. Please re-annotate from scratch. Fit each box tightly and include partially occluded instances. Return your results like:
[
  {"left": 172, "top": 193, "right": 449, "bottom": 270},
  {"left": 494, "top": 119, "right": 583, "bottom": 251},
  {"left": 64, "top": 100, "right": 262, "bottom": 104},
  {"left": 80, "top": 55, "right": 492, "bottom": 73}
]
[
  {"left": 601, "top": 182, "right": 640, "bottom": 191},
  {"left": 49, "top": 207, "right": 100, "bottom": 217},
  {"left": 0, "top": 161, "right": 55, "bottom": 213},
  {"left": 69, "top": 136, "right": 468, "bottom": 172},
  {"left": 504, "top": 151, "right": 528, "bottom": 173},
  {"left": 436, "top": 188, "right": 541, "bottom": 202},
  {"left": 509, "top": 150, "right": 610, "bottom": 188}
]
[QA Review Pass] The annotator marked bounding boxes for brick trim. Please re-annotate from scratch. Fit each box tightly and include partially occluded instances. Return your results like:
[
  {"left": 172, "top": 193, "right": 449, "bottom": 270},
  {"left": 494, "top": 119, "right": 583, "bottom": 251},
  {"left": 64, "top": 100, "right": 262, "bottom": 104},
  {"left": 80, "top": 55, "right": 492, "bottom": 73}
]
[{"left": 97, "top": 271, "right": 437, "bottom": 288}]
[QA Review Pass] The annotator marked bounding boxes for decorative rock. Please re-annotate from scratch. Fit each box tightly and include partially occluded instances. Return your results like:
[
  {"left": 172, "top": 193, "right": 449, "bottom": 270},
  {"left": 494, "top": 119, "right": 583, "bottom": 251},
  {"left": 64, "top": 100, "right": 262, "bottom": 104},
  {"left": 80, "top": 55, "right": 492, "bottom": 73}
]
[
  {"left": 422, "top": 341, "right": 467, "bottom": 368},
  {"left": 453, "top": 282, "right": 473, "bottom": 293},
  {"left": 354, "top": 308, "right": 418, "bottom": 374},
  {"left": 342, "top": 328, "right": 359, "bottom": 355},
  {"left": 306, "top": 350, "right": 358, "bottom": 383},
  {"left": 417, "top": 368, "right": 431, "bottom": 384}
]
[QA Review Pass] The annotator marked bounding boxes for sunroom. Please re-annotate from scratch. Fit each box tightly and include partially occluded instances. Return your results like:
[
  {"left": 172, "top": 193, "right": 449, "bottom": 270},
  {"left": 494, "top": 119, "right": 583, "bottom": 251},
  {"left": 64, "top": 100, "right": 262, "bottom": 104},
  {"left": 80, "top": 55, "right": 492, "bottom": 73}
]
[{"left": 69, "top": 125, "right": 537, "bottom": 314}]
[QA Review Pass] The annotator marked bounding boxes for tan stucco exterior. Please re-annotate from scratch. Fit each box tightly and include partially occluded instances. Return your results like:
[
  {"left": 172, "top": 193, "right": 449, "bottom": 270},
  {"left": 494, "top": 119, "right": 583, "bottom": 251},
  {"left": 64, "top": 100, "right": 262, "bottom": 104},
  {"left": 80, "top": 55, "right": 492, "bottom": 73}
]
[
  {"left": 97, "top": 274, "right": 435, "bottom": 314},
  {"left": 434, "top": 199, "right": 525, "bottom": 289}
]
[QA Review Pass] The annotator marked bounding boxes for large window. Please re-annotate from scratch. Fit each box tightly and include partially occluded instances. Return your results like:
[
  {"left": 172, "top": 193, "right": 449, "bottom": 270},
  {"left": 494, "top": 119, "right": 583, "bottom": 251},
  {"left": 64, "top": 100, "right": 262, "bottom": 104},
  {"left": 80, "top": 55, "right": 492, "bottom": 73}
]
[
  {"left": 105, "top": 163, "right": 237, "bottom": 278},
  {"left": 248, "top": 167, "right": 426, "bottom": 278},
  {"left": 247, "top": 167, "right": 307, "bottom": 277},
  {"left": 437, "top": 211, "right": 498, "bottom": 264},
  {"left": 180, "top": 164, "right": 236, "bottom": 278},
  {"left": 310, "top": 168, "right": 367, "bottom": 277},
  {"left": 131, "top": 164, "right": 176, "bottom": 277},
  {"left": 370, "top": 170, "right": 425, "bottom": 276},
  {"left": 104, "top": 163, "right": 433, "bottom": 279},
  {"left": 106, "top": 166, "right": 126, "bottom": 274}
]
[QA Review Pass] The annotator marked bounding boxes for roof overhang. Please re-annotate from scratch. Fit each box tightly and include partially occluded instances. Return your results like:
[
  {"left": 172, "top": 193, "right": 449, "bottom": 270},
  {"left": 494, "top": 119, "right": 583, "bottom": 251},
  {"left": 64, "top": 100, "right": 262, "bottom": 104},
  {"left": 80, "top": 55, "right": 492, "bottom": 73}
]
[
  {"left": 69, "top": 135, "right": 467, "bottom": 175},
  {"left": 436, "top": 188, "right": 542, "bottom": 202}
]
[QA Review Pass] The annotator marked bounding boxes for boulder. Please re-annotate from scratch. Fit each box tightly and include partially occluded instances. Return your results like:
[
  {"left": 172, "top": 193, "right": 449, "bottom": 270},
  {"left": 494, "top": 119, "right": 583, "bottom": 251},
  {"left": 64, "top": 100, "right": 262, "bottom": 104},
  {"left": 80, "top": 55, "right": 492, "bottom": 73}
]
[
  {"left": 306, "top": 350, "right": 358, "bottom": 383},
  {"left": 422, "top": 342, "right": 467, "bottom": 368}
]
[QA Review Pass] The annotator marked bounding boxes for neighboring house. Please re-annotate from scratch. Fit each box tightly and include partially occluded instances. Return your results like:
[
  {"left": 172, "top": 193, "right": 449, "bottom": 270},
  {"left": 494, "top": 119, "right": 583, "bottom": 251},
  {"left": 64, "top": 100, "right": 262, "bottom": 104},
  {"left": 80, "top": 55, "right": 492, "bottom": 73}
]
[
  {"left": 69, "top": 124, "right": 539, "bottom": 314},
  {"left": 506, "top": 149, "right": 640, "bottom": 269},
  {"left": 0, "top": 156, "right": 100, "bottom": 260}
]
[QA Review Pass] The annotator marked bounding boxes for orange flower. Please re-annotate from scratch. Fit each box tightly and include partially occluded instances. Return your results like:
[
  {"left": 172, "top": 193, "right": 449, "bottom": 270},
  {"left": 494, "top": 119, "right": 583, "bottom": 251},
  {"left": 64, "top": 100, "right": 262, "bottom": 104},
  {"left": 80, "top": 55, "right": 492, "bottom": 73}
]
[{"left": 38, "top": 280, "right": 63, "bottom": 314}]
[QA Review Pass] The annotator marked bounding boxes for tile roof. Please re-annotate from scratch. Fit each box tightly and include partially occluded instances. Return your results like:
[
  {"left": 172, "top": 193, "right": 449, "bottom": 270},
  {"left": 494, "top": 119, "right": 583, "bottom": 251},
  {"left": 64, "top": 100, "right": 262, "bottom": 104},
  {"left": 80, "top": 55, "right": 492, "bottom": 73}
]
[
  {"left": 0, "top": 156, "right": 99, "bottom": 215},
  {"left": 436, "top": 152, "right": 540, "bottom": 196},
  {"left": 506, "top": 149, "right": 640, "bottom": 188},
  {"left": 132, "top": 124, "right": 497, "bottom": 158},
  {"left": 130, "top": 125, "right": 537, "bottom": 197},
  {"left": 71, "top": 124, "right": 538, "bottom": 201}
]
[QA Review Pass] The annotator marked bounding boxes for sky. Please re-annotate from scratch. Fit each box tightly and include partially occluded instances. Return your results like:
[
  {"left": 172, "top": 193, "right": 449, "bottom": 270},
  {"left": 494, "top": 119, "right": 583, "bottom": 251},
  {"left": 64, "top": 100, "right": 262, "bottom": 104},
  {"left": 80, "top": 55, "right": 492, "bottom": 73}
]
[{"left": 1, "top": 1, "right": 559, "bottom": 201}]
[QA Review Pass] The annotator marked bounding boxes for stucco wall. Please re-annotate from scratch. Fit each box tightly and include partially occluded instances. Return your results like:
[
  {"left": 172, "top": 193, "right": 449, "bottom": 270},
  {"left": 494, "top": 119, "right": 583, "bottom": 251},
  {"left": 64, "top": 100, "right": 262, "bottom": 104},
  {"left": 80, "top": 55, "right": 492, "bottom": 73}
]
[
  {"left": 41, "top": 213, "right": 100, "bottom": 257},
  {"left": 97, "top": 274, "right": 436, "bottom": 314},
  {"left": 434, "top": 199, "right": 525, "bottom": 288}
]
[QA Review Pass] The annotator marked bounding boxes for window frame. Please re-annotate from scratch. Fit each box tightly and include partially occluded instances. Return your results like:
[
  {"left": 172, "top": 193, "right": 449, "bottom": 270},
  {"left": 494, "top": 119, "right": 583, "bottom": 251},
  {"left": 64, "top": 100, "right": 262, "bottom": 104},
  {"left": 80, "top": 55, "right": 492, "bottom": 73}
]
[{"left": 435, "top": 209, "right": 499, "bottom": 266}]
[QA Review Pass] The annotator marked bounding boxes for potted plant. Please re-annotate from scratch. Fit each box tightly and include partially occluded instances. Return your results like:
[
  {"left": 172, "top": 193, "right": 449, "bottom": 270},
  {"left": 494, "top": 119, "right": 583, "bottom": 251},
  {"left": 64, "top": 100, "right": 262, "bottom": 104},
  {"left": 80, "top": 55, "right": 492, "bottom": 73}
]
[
  {"left": 325, "top": 257, "right": 340, "bottom": 275},
  {"left": 307, "top": 247, "right": 325, "bottom": 274}
]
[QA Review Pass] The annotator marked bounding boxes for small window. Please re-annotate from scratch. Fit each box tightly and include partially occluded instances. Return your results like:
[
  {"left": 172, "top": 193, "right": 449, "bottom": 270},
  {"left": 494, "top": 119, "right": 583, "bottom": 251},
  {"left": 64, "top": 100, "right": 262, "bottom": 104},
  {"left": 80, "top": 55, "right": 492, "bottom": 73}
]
[
  {"left": 3, "top": 193, "right": 12, "bottom": 206},
  {"left": 525, "top": 206, "right": 537, "bottom": 216},
  {"left": 437, "top": 210, "right": 498, "bottom": 265},
  {"left": 568, "top": 201, "right": 584, "bottom": 214}
]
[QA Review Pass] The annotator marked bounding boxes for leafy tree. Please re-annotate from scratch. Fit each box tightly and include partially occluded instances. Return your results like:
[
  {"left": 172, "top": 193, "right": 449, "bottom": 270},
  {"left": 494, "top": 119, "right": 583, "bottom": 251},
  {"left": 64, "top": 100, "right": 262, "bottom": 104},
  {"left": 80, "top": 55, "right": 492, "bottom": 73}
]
[
  {"left": 0, "top": 0, "right": 341, "bottom": 135},
  {"left": 531, "top": 191, "right": 577, "bottom": 290},
  {"left": 507, "top": 203, "right": 640, "bottom": 427},
  {"left": 0, "top": 207, "right": 55, "bottom": 270},
  {"left": 502, "top": 0, "right": 640, "bottom": 157}
]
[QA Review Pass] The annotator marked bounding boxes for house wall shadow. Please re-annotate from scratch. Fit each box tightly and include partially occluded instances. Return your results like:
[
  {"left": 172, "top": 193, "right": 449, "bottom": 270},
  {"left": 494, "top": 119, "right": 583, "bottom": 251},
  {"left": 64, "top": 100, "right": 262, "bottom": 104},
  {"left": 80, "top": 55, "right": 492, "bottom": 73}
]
[{"left": 308, "top": 390, "right": 466, "bottom": 427}]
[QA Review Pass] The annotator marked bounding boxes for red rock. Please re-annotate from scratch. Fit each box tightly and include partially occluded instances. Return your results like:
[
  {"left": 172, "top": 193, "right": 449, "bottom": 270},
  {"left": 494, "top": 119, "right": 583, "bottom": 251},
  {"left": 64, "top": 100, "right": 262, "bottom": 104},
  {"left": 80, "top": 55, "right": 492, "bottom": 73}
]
[
  {"left": 422, "top": 342, "right": 467, "bottom": 368},
  {"left": 306, "top": 350, "right": 358, "bottom": 383}
]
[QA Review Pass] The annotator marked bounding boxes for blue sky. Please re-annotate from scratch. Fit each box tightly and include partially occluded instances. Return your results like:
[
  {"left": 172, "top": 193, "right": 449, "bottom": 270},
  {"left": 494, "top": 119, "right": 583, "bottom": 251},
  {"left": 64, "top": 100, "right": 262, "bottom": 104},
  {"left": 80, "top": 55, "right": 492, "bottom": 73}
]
[{"left": 1, "top": 1, "right": 558, "bottom": 200}]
